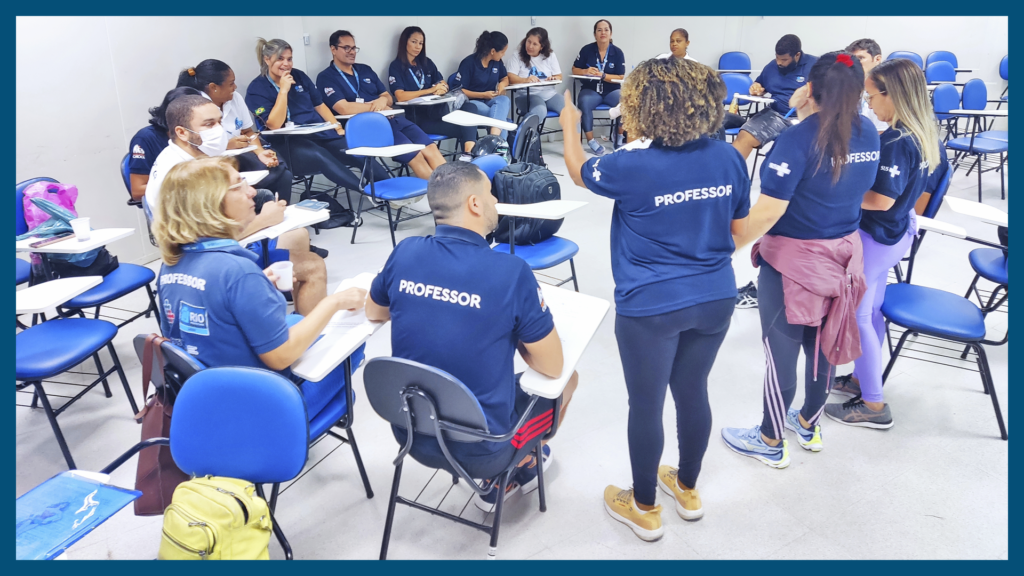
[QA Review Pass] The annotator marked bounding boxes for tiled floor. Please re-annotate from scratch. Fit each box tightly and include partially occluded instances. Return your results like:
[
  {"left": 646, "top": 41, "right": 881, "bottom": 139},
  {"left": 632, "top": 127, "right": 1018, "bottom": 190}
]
[{"left": 15, "top": 138, "right": 1008, "bottom": 560}]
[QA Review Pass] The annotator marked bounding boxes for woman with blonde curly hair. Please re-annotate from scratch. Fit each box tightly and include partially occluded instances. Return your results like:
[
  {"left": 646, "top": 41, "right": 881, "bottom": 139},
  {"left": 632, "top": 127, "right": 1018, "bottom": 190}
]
[
  {"left": 560, "top": 57, "right": 751, "bottom": 541},
  {"left": 154, "top": 158, "right": 366, "bottom": 421}
]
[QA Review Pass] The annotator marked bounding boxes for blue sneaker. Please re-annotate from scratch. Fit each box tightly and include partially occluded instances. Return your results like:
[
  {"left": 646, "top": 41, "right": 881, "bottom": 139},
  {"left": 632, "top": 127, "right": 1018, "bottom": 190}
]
[
  {"left": 784, "top": 408, "right": 823, "bottom": 452},
  {"left": 515, "top": 445, "right": 552, "bottom": 495},
  {"left": 721, "top": 425, "right": 790, "bottom": 469}
]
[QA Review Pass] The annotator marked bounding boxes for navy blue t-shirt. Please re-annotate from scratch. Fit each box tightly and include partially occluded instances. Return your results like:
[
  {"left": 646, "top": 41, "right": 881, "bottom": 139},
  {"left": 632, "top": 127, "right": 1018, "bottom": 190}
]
[
  {"left": 157, "top": 239, "right": 290, "bottom": 373},
  {"left": 860, "top": 124, "right": 929, "bottom": 245},
  {"left": 454, "top": 54, "right": 508, "bottom": 95},
  {"left": 573, "top": 42, "right": 626, "bottom": 94},
  {"left": 582, "top": 138, "right": 751, "bottom": 317},
  {"left": 244, "top": 69, "right": 324, "bottom": 127},
  {"left": 754, "top": 54, "right": 818, "bottom": 114},
  {"left": 388, "top": 57, "right": 446, "bottom": 122},
  {"left": 760, "top": 114, "right": 881, "bottom": 240},
  {"left": 925, "top": 138, "right": 949, "bottom": 195},
  {"left": 316, "top": 63, "right": 388, "bottom": 110},
  {"left": 128, "top": 125, "right": 168, "bottom": 176},
  {"left": 369, "top": 225, "right": 555, "bottom": 435}
]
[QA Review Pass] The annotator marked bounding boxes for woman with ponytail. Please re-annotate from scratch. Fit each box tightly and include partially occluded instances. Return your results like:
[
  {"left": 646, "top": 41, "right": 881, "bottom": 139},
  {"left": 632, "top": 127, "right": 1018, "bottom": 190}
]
[
  {"left": 453, "top": 31, "right": 512, "bottom": 140},
  {"left": 722, "top": 52, "right": 881, "bottom": 468},
  {"left": 826, "top": 58, "right": 939, "bottom": 429}
]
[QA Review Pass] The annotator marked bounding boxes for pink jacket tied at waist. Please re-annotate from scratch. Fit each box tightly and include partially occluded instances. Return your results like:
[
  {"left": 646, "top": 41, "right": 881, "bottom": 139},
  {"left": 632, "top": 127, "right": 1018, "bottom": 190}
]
[{"left": 751, "top": 232, "right": 867, "bottom": 373}]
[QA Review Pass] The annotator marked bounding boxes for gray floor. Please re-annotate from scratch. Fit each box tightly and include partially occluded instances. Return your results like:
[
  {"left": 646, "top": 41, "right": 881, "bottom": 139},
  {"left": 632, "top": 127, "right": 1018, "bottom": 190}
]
[{"left": 16, "top": 138, "right": 1008, "bottom": 560}]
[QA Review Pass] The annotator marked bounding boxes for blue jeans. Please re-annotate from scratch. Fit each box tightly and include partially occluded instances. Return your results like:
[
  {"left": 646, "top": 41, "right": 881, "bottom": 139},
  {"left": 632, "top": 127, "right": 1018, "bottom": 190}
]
[
  {"left": 577, "top": 88, "right": 620, "bottom": 133},
  {"left": 515, "top": 92, "right": 565, "bottom": 124},
  {"left": 461, "top": 96, "right": 512, "bottom": 140}
]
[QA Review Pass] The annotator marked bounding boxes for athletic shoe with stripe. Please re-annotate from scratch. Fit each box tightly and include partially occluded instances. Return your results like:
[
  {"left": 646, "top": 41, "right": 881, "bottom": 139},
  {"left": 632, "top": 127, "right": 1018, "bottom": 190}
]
[
  {"left": 831, "top": 374, "right": 861, "bottom": 398},
  {"left": 784, "top": 408, "right": 824, "bottom": 452},
  {"left": 603, "top": 485, "right": 665, "bottom": 542},
  {"left": 736, "top": 281, "right": 758, "bottom": 309},
  {"left": 657, "top": 465, "right": 703, "bottom": 521},
  {"left": 474, "top": 476, "right": 521, "bottom": 512},
  {"left": 515, "top": 445, "right": 552, "bottom": 494},
  {"left": 825, "top": 398, "right": 894, "bottom": 429},
  {"left": 721, "top": 425, "right": 790, "bottom": 468}
]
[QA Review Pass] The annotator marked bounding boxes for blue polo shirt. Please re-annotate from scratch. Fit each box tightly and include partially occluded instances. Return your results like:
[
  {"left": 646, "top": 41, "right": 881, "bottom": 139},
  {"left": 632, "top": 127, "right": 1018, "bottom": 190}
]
[
  {"left": 860, "top": 124, "right": 929, "bottom": 246},
  {"left": 573, "top": 42, "right": 626, "bottom": 94},
  {"left": 128, "top": 125, "right": 168, "bottom": 176},
  {"left": 760, "top": 114, "right": 881, "bottom": 240},
  {"left": 157, "top": 239, "right": 290, "bottom": 373},
  {"left": 388, "top": 57, "right": 446, "bottom": 122},
  {"left": 244, "top": 69, "right": 324, "bottom": 127},
  {"left": 754, "top": 54, "right": 818, "bottom": 114},
  {"left": 581, "top": 138, "right": 751, "bottom": 317},
  {"left": 453, "top": 55, "right": 508, "bottom": 94},
  {"left": 316, "top": 63, "right": 388, "bottom": 110},
  {"left": 369, "top": 225, "right": 555, "bottom": 435}
]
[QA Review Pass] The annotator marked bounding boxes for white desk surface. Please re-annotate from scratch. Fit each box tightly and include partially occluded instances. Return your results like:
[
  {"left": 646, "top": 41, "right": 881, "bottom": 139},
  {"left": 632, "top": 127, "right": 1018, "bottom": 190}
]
[
  {"left": 519, "top": 285, "right": 610, "bottom": 399},
  {"left": 496, "top": 200, "right": 588, "bottom": 220},
  {"left": 346, "top": 143, "right": 425, "bottom": 158},
  {"left": 571, "top": 74, "right": 623, "bottom": 84},
  {"left": 928, "top": 81, "right": 966, "bottom": 86},
  {"left": 291, "top": 272, "right": 385, "bottom": 382},
  {"left": 506, "top": 80, "right": 563, "bottom": 90},
  {"left": 948, "top": 109, "right": 1008, "bottom": 117},
  {"left": 917, "top": 215, "right": 967, "bottom": 239},
  {"left": 335, "top": 109, "right": 405, "bottom": 120},
  {"left": 261, "top": 122, "right": 339, "bottom": 136},
  {"left": 442, "top": 110, "right": 518, "bottom": 130},
  {"left": 16, "top": 228, "right": 135, "bottom": 254},
  {"left": 735, "top": 94, "right": 775, "bottom": 104},
  {"left": 718, "top": 69, "right": 752, "bottom": 74},
  {"left": 395, "top": 96, "right": 456, "bottom": 106},
  {"left": 239, "top": 207, "right": 330, "bottom": 244},
  {"left": 17, "top": 276, "right": 103, "bottom": 314},
  {"left": 223, "top": 145, "right": 257, "bottom": 157},
  {"left": 240, "top": 170, "right": 269, "bottom": 185},
  {"left": 944, "top": 196, "right": 1009, "bottom": 227},
  {"left": 955, "top": 68, "right": 973, "bottom": 73}
]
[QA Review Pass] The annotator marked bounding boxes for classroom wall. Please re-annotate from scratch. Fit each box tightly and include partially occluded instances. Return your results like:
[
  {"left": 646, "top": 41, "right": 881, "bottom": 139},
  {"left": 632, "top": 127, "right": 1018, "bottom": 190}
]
[{"left": 16, "top": 16, "right": 1007, "bottom": 265}]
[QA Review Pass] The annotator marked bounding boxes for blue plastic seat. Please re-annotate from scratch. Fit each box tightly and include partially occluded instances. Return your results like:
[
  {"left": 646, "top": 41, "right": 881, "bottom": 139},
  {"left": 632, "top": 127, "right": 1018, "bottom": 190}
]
[
  {"left": 926, "top": 50, "right": 958, "bottom": 69},
  {"left": 887, "top": 51, "right": 924, "bottom": 69},
  {"left": 16, "top": 258, "right": 30, "bottom": 285},
  {"left": 946, "top": 136, "right": 1008, "bottom": 154},
  {"left": 978, "top": 130, "right": 1008, "bottom": 142},
  {"left": 16, "top": 319, "right": 118, "bottom": 380},
  {"left": 882, "top": 283, "right": 987, "bottom": 342},
  {"left": 718, "top": 51, "right": 751, "bottom": 72},
  {"left": 471, "top": 154, "right": 508, "bottom": 180},
  {"left": 1000, "top": 55, "right": 1008, "bottom": 81},
  {"left": 969, "top": 248, "right": 1008, "bottom": 286},
  {"left": 925, "top": 61, "right": 956, "bottom": 84},
  {"left": 722, "top": 73, "right": 753, "bottom": 105},
  {"left": 493, "top": 237, "right": 580, "bottom": 270},
  {"left": 63, "top": 264, "right": 156, "bottom": 309},
  {"left": 359, "top": 177, "right": 428, "bottom": 201},
  {"left": 308, "top": 388, "right": 348, "bottom": 440}
]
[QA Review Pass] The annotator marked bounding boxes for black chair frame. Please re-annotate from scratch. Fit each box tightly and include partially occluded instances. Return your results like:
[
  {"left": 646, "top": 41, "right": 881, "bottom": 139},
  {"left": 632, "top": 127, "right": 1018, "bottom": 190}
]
[
  {"left": 503, "top": 216, "right": 579, "bottom": 292},
  {"left": 347, "top": 156, "right": 432, "bottom": 248},
  {"left": 950, "top": 114, "right": 1007, "bottom": 201}
]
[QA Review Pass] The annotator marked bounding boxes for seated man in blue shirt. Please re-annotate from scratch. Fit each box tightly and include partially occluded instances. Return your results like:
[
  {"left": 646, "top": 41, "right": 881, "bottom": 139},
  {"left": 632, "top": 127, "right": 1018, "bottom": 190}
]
[
  {"left": 365, "top": 161, "right": 578, "bottom": 511},
  {"left": 726, "top": 34, "right": 818, "bottom": 160}
]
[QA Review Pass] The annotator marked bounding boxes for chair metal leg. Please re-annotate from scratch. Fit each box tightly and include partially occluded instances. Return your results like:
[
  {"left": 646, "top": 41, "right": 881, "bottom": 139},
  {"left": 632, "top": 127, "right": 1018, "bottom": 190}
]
[
  {"left": 92, "top": 352, "right": 113, "bottom": 398},
  {"left": 885, "top": 320, "right": 894, "bottom": 356},
  {"left": 346, "top": 427, "right": 374, "bottom": 499},
  {"left": 535, "top": 444, "right": 547, "bottom": 513},
  {"left": 977, "top": 155, "right": 983, "bottom": 202},
  {"left": 892, "top": 264, "right": 904, "bottom": 284},
  {"left": 256, "top": 484, "right": 293, "bottom": 560},
  {"left": 107, "top": 343, "right": 139, "bottom": 415},
  {"left": 882, "top": 329, "right": 913, "bottom": 383},
  {"left": 905, "top": 234, "right": 924, "bottom": 285},
  {"left": 487, "top": 470, "right": 513, "bottom": 560},
  {"left": 32, "top": 381, "right": 76, "bottom": 469},
  {"left": 380, "top": 462, "right": 404, "bottom": 560},
  {"left": 144, "top": 283, "right": 158, "bottom": 321},
  {"left": 999, "top": 153, "right": 1005, "bottom": 200},
  {"left": 350, "top": 193, "right": 363, "bottom": 245},
  {"left": 386, "top": 203, "right": 397, "bottom": 248},
  {"left": 269, "top": 482, "right": 280, "bottom": 513},
  {"left": 569, "top": 258, "right": 579, "bottom": 292},
  {"left": 973, "top": 345, "right": 1008, "bottom": 440}
]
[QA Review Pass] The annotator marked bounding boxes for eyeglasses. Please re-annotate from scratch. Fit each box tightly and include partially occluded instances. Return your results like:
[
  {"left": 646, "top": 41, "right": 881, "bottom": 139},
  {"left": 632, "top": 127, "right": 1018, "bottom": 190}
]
[
  {"left": 333, "top": 45, "right": 360, "bottom": 53},
  {"left": 863, "top": 91, "right": 886, "bottom": 102}
]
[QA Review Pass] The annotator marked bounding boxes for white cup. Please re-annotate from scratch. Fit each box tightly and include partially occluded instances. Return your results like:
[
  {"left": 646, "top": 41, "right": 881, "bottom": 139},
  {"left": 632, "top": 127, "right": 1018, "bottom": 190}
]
[
  {"left": 69, "top": 217, "right": 91, "bottom": 241},
  {"left": 285, "top": 121, "right": 296, "bottom": 128},
  {"left": 270, "top": 261, "right": 294, "bottom": 292}
]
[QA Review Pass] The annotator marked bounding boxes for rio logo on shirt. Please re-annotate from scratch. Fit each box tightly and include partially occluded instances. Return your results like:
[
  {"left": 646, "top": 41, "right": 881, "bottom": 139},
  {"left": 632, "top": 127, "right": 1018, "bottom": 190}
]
[
  {"left": 178, "top": 302, "right": 210, "bottom": 336},
  {"left": 398, "top": 279, "right": 481, "bottom": 309}
]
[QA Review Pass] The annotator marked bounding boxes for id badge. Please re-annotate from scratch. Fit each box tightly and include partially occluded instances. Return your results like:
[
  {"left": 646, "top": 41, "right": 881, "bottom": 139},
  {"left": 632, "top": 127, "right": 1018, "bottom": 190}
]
[
  {"left": 355, "top": 98, "right": 364, "bottom": 103},
  {"left": 597, "top": 82, "right": 604, "bottom": 95}
]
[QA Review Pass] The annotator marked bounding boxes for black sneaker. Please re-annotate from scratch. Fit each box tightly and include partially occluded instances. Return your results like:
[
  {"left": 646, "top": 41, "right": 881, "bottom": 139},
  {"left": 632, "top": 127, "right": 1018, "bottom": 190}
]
[
  {"left": 736, "top": 281, "right": 758, "bottom": 309},
  {"left": 831, "top": 374, "right": 861, "bottom": 398},
  {"left": 309, "top": 245, "right": 329, "bottom": 259}
]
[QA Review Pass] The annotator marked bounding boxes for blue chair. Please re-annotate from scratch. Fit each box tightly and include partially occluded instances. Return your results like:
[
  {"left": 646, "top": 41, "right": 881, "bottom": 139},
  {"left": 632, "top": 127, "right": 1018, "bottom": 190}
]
[
  {"left": 365, "top": 357, "right": 554, "bottom": 560},
  {"left": 470, "top": 154, "right": 508, "bottom": 180},
  {"left": 718, "top": 51, "right": 751, "bottom": 73},
  {"left": 722, "top": 73, "right": 754, "bottom": 140},
  {"left": 926, "top": 50, "right": 958, "bottom": 69},
  {"left": 887, "top": 51, "right": 924, "bottom": 69},
  {"left": 946, "top": 79, "right": 1007, "bottom": 201},
  {"left": 997, "top": 55, "right": 1008, "bottom": 107},
  {"left": 16, "top": 318, "right": 138, "bottom": 469},
  {"left": 121, "top": 152, "right": 156, "bottom": 246},
  {"left": 965, "top": 249, "right": 1008, "bottom": 316},
  {"left": 16, "top": 258, "right": 30, "bottom": 285},
  {"left": 344, "top": 112, "right": 430, "bottom": 248},
  {"left": 540, "top": 109, "right": 561, "bottom": 137},
  {"left": 925, "top": 61, "right": 956, "bottom": 84},
  {"left": 932, "top": 83, "right": 961, "bottom": 140},
  {"left": 881, "top": 283, "right": 1007, "bottom": 440},
  {"left": 893, "top": 159, "right": 953, "bottom": 285}
]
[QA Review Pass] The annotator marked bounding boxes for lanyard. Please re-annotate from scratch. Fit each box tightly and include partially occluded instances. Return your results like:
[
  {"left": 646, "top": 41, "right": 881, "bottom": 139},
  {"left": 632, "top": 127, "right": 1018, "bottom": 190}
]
[
  {"left": 266, "top": 76, "right": 291, "bottom": 122},
  {"left": 334, "top": 63, "right": 361, "bottom": 98},
  {"left": 181, "top": 239, "right": 240, "bottom": 253},
  {"left": 596, "top": 47, "right": 609, "bottom": 73},
  {"left": 409, "top": 67, "right": 425, "bottom": 89}
]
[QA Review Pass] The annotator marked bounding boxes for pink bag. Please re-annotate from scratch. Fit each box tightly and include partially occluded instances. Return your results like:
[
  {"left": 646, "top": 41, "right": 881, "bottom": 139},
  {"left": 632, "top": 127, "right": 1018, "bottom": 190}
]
[{"left": 22, "top": 182, "right": 79, "bottom": 230}]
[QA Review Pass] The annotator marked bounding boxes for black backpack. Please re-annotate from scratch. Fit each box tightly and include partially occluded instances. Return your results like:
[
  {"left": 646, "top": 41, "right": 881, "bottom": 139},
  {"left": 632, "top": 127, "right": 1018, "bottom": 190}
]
[
  {"left": 512, "top": 114, "right": 545, "bottom": 166},
  {"left": 491, "top": 163, "right": 562, "bottom": 245}
]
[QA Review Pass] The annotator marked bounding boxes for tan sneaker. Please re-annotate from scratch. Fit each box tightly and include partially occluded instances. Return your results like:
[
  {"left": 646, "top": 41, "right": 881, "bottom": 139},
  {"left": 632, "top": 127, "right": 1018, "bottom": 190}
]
[
  {"left": 657, "top": 466, "right": 704, "bottom": 521},
  {"left": 603, "top": 485, "right": 665, "bottom": 542}
]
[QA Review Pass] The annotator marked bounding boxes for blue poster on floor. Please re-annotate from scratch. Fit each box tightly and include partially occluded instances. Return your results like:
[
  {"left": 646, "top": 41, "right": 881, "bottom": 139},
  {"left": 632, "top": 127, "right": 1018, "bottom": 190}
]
[{"left": 16, "top": 471, "right": 142, "bottom": 560}]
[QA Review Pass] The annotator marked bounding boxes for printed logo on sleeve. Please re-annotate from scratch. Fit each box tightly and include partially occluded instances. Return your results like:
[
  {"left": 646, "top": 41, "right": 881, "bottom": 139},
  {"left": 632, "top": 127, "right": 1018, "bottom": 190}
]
[
  {"left": 325, "top": 87, "right": 335, "bottom": 96},
  {"left": 455, "top": 72, "right": 462, "bottom": 81},
  {"left": 163, "top": 298, "right": 175, "bottom": 323},
  {"left": 768, "top": 162, "right": 791, "bottom": 178},
  {"left": 388, "top": 76, "right": 396, "bottom": 85},
  {"left": 132, "top": 144, "right": 146, "bottom": 159},
  {"left": 538, "top": 287, "right": 547, "bottom": 312},
  {"left": 234, "top": 118, "right": 243, "bottom": 130},
  {"left": 295, "top": 85, "right": 304, "bottom": 93},
  {"left": 178, "top": 302, "right": 210, "bottom": 336}
]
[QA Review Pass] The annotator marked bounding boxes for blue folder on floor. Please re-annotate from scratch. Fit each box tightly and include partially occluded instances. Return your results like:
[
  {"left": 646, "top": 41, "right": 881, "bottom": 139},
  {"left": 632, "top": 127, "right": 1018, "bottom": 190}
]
[{"left": 16, "top": 471, "right": 142, "bottom": 560}]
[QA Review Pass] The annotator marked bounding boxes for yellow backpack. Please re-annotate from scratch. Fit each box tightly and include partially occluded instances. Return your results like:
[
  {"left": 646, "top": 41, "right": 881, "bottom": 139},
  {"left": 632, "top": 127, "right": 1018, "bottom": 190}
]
[{"left": 158, "top": 476, "right": 272, "bottom": 560}]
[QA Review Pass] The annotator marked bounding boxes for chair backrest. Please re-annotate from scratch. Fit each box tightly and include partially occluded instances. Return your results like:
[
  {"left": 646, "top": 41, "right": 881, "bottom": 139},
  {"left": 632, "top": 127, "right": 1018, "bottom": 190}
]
[
  {"left": 133, "top": 334, "right": 205, "bottom": 402},
  {"left": 363, "top": 357, "right": 489, "bottom": 443},
  {"left": 887, "top": 51, "right": 924, "bottom": 69},
  {"left": 926, "top": 50, "right": 958, "bottom": 69},
  {"left": 346, "top": 112, "right": 395, "bottom": 151},
  {"left": 15, "top": 177, "right": 59, "bottom": 236},
  {"left": 961, "top": 78, "right": 988, "bottom": 110},
  {"left": 923, "top": 160, "right": 954, "bottom": 218},
  {"left": 999, "top": 55, "right": 1008, "bottom": 81},
  {"left": 718, "top": 51, "right": 750, "bottom": 71},
  {"left": 471, "top": 154, "right": 508, "bottom": 181},
  {"left": 120, "top": 152, "right": 142, "bottom": 208},
  {"left": 721, "top": 73, "right": 753, "bottom": 104},
  {"left": 511, "top": 113, "right": 541, "bottom": 164},
  {"left": 170, "top": 367, "right": 309, "bottom": 483},
  {"left": 925, "top": 61, "right": 956, "bottom": 84},
  {"left": 932, "top": 83, "right": 960, "bottom": 120}
]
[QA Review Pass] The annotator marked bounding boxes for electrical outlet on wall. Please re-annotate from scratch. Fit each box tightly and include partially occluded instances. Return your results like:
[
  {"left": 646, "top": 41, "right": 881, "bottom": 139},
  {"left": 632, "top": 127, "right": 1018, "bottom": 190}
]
[
  {"left": 303, "top": 34, "right": 310, "bottom": 45},
  {"left": 531, "top": 16, "right": 536, "bottom": 26}
]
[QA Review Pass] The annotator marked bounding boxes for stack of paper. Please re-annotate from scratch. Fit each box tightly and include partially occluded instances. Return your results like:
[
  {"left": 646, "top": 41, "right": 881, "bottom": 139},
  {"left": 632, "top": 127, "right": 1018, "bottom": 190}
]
[{"left": 326, "top": 272, "right": 377, "bottom": 330}]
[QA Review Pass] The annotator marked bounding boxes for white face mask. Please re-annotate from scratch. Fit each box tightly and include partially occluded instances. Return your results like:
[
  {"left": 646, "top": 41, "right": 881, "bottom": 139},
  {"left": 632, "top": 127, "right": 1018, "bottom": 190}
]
[{"left": 184, "top": 124, "right": 228, "bottom": 157}]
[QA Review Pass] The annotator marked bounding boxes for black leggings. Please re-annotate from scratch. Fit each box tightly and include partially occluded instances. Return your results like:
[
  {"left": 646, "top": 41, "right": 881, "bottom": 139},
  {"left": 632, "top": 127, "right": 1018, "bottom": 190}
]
[
  {"left": 415, "top": 119, "right": 478, "bottom": 152},
  {"left": 268, "top": 135, "right": 388, "bottom": 191},
  {"left": 235, "top": 151, "right": 293, "bottom": 203},
  {"left": 758, "top": 261, "right": 833, "bottom": 440},
  {"left": 615, "top": 298, "right": 735, "bottom": 506}
]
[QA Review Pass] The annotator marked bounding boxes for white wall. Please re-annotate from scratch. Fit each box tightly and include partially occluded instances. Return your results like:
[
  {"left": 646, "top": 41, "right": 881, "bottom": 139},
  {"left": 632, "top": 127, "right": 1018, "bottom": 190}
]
[{"left": 16, "top": 15, "right": 1007, "bottom": 265}]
